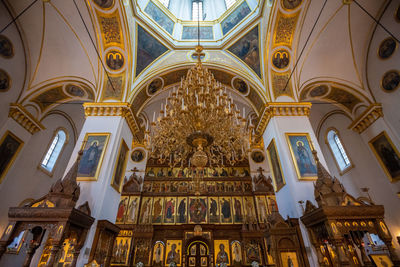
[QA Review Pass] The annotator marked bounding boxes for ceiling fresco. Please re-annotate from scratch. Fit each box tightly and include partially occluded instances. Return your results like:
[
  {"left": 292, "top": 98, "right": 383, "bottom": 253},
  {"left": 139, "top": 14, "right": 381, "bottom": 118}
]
[
  {"left": 135, "top": 25, "right": 169, "bottom": 77},
  {"left": 134, "top": 0, "right": 262, "bottom": 45},
  {"left": 1, "top": 0, "right": 388, "bottom": 134},
  {"left": 26, "top": 81, "right": 95, "bottom": 114},
  {"left": 300, "top": 82, "right": 372, "bottom": 117},
  {"left": 144, "top": 0, "right": 175, "bottom": 35},
  {"left": 228, "top": 25, "right": 261, "bottom": 78},
  {"left": 130, "top": 67, "right": 265, "bottom": 118}
]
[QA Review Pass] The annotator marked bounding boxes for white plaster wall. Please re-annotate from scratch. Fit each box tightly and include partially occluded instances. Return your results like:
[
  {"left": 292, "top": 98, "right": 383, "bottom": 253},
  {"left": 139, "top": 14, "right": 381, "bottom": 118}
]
[
  {"left": 0, "top": 4, "right": 27, "bottom": 127},
  {"left": 315, "top": 110, "right": 400, "bottom": 254},
  {"left": 263, "top": 116, "right": 328, "bottom": 218},
  {"left": 0, "top": 104, "right": 85, "bottom": 236},
  {"left": 262, "top": 115, "right": 328, "bottom": 267},
  {"left": 366, "top": 0, "right": 400, "bottom": 137},
  {"left": 60, "top": 116, "right": 133, "bottom": 266}
]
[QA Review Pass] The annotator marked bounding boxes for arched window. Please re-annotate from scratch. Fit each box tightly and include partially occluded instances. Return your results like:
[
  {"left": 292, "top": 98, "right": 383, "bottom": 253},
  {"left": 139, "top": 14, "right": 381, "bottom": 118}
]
[
  {"left": 326, "top": 129, "right": 352, "bottom": 173},
  {"left": 192, "top": 1, "right": 203, "bottom": 21},
  {"left": 225, "top": 0, "right": 236, "bottom": 9},
  {"left": 40, "top": 129, "right": 67, "bottom": 174}
]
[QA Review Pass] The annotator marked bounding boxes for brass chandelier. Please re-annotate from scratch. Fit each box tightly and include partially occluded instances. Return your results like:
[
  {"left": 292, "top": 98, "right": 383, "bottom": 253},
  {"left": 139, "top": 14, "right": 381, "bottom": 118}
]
[{"left": 144, "top": 46, "right": 254, "bottom": 169}]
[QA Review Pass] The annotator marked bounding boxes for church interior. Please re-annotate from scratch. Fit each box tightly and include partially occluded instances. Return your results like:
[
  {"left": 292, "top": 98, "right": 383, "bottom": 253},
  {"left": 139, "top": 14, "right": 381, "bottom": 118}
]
[{"left": 0, "top": 0, "right": 400, "bottom": 266}]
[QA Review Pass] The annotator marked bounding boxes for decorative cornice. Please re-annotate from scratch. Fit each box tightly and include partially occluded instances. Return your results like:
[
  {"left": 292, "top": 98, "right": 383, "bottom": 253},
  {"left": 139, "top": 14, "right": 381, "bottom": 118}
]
[
  {"left": 83, "top": 102, "right": 143, "bottom": 142},
  {"left": 349, "top": 104, "right": 383, "bottom": 134},
  {"left": 8, "top": 103, "right": 45, "bottom": 134},
  {"left": 256, "top": 102, "right": 312, "bottom": 135}
]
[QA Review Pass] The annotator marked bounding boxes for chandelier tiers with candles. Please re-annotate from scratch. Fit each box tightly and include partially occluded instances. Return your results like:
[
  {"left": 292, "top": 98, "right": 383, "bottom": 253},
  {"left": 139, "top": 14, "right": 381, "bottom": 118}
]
[{"left": 144, "top": 45, "right": 255, "bottom": 172}]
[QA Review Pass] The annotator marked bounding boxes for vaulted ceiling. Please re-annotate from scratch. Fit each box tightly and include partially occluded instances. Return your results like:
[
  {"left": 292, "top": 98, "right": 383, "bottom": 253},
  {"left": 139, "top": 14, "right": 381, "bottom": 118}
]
[{"left": 1, "top": 0, "right": 392, "bottom": 128}]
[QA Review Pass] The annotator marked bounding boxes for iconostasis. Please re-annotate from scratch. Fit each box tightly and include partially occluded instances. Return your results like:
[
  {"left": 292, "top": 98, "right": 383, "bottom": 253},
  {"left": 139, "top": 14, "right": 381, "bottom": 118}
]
[{"left": 109, "top": 155, "right": 280, "bottom": 267}]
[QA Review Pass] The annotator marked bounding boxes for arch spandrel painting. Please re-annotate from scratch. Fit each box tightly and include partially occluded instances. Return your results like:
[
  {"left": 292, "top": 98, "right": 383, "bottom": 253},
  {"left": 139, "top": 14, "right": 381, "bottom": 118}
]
[
  {"left": 221, "top": 1, "right": 251, "bottom": 35},
  {"left": 228, "top": 26, "right": 261, "bottom": 78},
  {"left": 145, "top": 1, "right": 174, "bottom": 35},
  {"left": 136, "top": 25, "right": 169, "bottom": 77}
]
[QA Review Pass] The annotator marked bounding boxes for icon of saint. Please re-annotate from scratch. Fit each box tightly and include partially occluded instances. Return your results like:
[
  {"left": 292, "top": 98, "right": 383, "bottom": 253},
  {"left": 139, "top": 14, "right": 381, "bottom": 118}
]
[
  {"left": 166, "top": 244, "right": 180, "bottom": 264},
  {"left": 216, "top": 244, "right": 228, "bottom": 264},
  {"left": 178, "top": 199, "right": 186, "bottom": 223},
  {"left": 221, "top": 198, "right": 231, "bottom": 222},
  {"left": 79, "top": 141, "right": 99, "bottom": 175},
  {"left": 165, "top": 198, "right": 175, "bottom": 221}
]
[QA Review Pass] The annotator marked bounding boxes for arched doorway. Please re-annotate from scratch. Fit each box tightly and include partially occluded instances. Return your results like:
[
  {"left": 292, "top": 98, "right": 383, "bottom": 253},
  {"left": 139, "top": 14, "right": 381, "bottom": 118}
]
[{"left": 186, "top": 240, "right": 210, "bottom": 267}]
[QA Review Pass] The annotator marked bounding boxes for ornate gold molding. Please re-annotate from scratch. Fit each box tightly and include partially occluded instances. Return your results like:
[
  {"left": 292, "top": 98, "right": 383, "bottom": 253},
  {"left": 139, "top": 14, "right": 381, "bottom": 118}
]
[
  {"left": 8, "top": 103, "right": 45, "bottom": 134},
  {"left": 256, "top": 102, "right": 312, "bottom": 135},
  {"left": 349, "top": 104, "right": 383, "bottom": 134},
  {"left": 83, "top": 102, "right": 143, "bottom": 142}
]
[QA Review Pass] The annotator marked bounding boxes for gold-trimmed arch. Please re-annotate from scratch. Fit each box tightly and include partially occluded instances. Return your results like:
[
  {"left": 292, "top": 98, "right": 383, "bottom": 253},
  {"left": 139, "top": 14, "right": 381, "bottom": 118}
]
[
  {"left": 19, "top": 78, "right": 96, "bottom": 120},
  {"left": 300, "top": 79, "right": 373, "bottom": 118},
  {"left": 315, "top": 109, "right": 353, "bottom": 141},
  {"left": 130, "top": 62, "right": 268, "bottom": 98},
  {"left": 128, "top": 64, "right": 268, "bottom": 120},
  {"left": 41, "top": 110, "right": 79, "bottom": 143}
]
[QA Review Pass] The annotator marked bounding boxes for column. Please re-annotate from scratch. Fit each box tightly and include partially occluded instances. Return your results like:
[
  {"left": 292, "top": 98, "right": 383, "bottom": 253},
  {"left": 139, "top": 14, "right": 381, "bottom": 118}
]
[
  {"left": 259, "top": 102, "right": 328, "bottom": 266},
  {"left": 61, "top": 103, "right": 140, "bottom": 266}
]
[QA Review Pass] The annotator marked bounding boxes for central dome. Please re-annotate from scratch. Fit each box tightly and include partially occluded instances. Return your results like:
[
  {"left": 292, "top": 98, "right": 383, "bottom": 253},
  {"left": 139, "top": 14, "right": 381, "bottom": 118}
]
[
  {"left": 166, "top": 0, "right": 234, "bottom": 21},
  {"left": 135, "top": 0, "right": 263, "bottom": 45}
]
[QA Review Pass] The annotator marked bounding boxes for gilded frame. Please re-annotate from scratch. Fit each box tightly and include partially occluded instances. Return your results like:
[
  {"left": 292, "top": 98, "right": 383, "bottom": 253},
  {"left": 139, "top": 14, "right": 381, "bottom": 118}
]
[
  {"left": 130, "top": 147, "right": 146, "bottom": 163},
  {"left": 271, "top": 48, "right": 291, "bottom": 71},
  {"left": 0, "top": 35, "right": 14, "bottom": 59},
  {"left": 111, "top": 139, "right": 129, "bottom": 192},
  {"left": 380, "top": 69, "right": 400, "bottom": 93},
  {"left": 377, "top": 37, "right": 398, "bottom": 61},
  {"left": 152, "top": 196, "right": 164, "bottom": 224},
  {"left": 214, "top": 240, "right": 231, "bottom": 266},
  {"left": 395, "top": 3, "right": 400, "bottom": 23},
  {"left": 324, "top": 127, "right": 354, "bottom": 175},
  {"left": 163, "top": 196, "right": 177, "bottom": 224},
  {"left": 280, "top": 251, "right": 299, "bottom": 267},
  {"left": 0, "top": 130, "right": 24, "bottom": 184},
  {"left": 37, "top": 127, "right": 69, "bottom": 177},
  {"left": 152, "top": 241, "right": 165, "bottom": 265},
  {"left": 250, "top": 149, "right": 265, "bottom": 163},
  {"left": 368, "top": 131, "right": 400, "bottom": 182},
  {"left": 219, "top": 196, "right": 233, "bottom": 224},
  {"left": 369, "top": 253, "right": 394, "bottom": 267},
  {"left": 165, "top": 240, "right": 182, "bottom": 266},
  {"left": 0, "top": 69, "right": 12, "bottom": 92},
  {"left": 146, "top": 76, "right": 164, "bottom": 96},
  {"left": 176, "top": 197, "right": 188, "bottom": 224},
  {"left": 285, "top": 133, "right": 317, "bottom": 180},
  {"left": 112, "top": 236, "right": 132, "bottom": 266},
  {"left": 280, "top": 0, "right": 303, "bottom": 12},
  {"left": 266, "top": 138, "right": 286, "bottom": 192},
  {"left": 105, "top": 48, "right": 126, "bottom": 73},
  {"left": 77, "top": 132, "right": 111, "bottom": 181}
]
